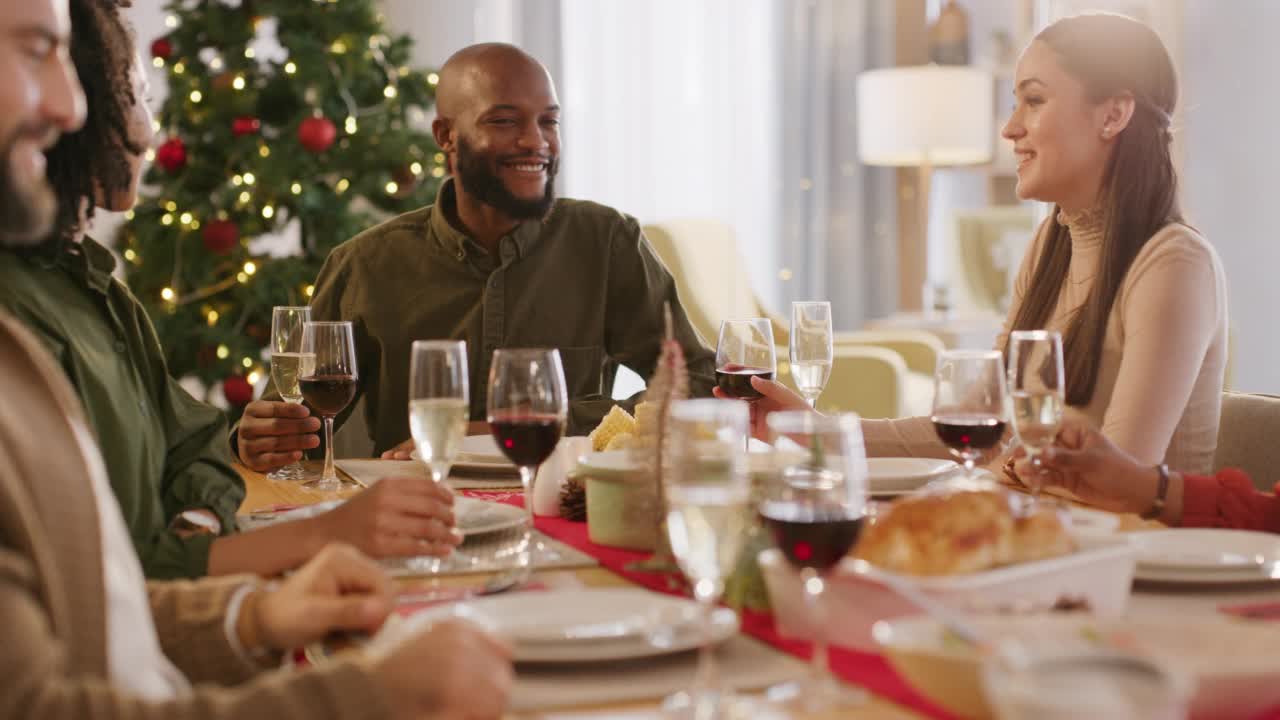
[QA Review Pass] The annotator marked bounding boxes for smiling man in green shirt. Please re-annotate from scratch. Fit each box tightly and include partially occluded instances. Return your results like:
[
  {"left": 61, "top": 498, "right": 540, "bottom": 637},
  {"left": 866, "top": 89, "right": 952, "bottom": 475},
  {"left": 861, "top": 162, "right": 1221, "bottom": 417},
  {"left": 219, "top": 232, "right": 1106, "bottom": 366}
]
[{"left": 237, "top": 43, "right": 715, "bottom": 468}]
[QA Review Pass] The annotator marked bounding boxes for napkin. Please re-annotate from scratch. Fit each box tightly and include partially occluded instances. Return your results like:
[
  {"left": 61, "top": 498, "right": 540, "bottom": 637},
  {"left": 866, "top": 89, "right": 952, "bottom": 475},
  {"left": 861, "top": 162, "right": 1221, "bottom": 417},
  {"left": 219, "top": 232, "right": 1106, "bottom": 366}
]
[{"left": 532, "top": 436, "right": 592, "bottom": 517}]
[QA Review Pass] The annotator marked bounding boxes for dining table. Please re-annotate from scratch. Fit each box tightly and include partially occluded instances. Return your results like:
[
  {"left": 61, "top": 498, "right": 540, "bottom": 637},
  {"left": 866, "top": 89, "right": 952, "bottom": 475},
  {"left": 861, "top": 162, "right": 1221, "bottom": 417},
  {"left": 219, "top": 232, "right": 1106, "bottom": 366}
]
[{"left": 236, "top": 460, "right": 1280, "bottom": 719}]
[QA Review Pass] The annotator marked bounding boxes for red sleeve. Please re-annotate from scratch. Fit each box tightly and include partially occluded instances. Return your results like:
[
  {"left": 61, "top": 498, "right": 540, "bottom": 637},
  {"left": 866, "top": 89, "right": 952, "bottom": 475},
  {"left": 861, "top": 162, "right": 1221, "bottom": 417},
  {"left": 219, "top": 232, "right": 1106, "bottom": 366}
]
[{"left": 1179, "top": 468, "right": 1280, "bottom": 531}]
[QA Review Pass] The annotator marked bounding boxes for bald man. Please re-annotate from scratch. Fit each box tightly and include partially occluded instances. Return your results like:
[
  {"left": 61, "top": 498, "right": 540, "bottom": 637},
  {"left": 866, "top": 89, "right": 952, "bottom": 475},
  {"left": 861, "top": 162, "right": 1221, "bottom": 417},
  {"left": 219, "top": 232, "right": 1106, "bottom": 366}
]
[{"left": 237, "top": 43, "right": 716, "bottom": 467}]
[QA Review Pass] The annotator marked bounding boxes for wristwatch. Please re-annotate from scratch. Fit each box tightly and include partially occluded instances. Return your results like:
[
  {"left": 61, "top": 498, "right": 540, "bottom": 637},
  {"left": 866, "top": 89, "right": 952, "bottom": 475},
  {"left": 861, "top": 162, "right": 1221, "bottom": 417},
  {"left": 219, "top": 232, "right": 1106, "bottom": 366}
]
[{"left": 1140, "top": 464, "right": 1171, "bottom": 521}]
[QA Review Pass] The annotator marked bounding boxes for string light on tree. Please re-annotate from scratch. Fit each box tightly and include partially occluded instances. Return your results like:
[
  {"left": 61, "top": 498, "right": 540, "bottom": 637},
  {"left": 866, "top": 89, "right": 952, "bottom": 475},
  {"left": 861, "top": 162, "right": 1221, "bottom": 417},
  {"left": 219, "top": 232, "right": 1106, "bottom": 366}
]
[{"left": 124, "top": 0, "right": 446, "bottom": 421}]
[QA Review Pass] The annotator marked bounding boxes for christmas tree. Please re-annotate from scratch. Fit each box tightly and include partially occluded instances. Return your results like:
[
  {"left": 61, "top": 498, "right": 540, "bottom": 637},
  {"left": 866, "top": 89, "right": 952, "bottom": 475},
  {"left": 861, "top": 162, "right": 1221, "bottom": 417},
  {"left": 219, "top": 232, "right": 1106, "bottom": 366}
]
[{"left": 116, "top": 0, "right": 443, "bottom": 416}]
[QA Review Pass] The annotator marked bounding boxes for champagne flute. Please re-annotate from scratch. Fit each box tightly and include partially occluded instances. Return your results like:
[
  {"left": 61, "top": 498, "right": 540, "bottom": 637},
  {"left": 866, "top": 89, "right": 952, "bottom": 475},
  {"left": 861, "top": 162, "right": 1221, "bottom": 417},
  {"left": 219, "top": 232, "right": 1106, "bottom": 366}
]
[
  {"left": 1007, "top": 330, "right": 1065, "bottom": 500},
  {"left": 300, "top": 321, "right": 358, "bottom": 491},
  {"left": 405, "top": 340, "right": 469, "bottom": 573},
  {"left": 716, "top": 318, "right": 776, "bottom": 450},
  {"left": 930, "top": 349, "right": 1008, "bottom": 488},
  {"left": 267, "top": 305, "right": 313, "bottom": 481},
  {"left": 662, "top": 399, "right": 752, "bottom": 719},
  {"left": 790, "top": 301, "right": 834, "bottom": 408},
  {"left": 762, "top": 411, "right": 869, "bottom": 712},
  {"left": 487, "top": 348, "right": 567, "bottom": 572}
]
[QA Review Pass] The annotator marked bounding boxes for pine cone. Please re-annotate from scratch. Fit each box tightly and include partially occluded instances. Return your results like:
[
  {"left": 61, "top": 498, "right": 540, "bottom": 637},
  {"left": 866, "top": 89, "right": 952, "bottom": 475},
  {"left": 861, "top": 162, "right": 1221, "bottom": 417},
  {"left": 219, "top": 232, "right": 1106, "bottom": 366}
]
[{"left": 559, "top": 476, "right": 587, "bottom": 522}]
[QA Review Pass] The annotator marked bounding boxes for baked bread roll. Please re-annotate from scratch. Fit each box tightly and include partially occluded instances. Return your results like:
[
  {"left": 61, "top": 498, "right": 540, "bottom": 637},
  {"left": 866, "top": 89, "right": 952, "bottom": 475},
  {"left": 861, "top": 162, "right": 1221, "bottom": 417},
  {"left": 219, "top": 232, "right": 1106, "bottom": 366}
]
[{"left": 853, "top": 488, "right": 1073, "bottom": 576}]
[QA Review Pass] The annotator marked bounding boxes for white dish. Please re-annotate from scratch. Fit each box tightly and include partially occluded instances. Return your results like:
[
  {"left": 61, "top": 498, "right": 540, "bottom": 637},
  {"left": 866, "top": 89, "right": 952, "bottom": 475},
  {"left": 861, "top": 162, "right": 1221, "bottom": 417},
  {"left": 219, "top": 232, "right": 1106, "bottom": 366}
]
[
  {"left": 410, "top": 448, "right": 518, "bottom": 478},
  {"left": 1066, "top": 505, "right": 1121, "bottom": 537},
  {"left": 1132, "top": 564, "right": 1280, "bottom": 586},
  {"left": 454, "top": 496, "right": 526, "bottom": 536},
  {"left": 1129, "top": 528, "right": 1280, "bottom": 571},
  {"left": 577, "top": 445, "right": 775, "bottom": 477},
  {"left": 761, "top": 533, "right": 1137, "bottom": 651},
  {"left": 875, "top": 613, "right": 1280, "bottom": 720},
  {"left": 457, "top": 434, "right": 512, "bottom": 464},
  {"left": 380, "top": 588, "right": 739, "bottom": 663},
  {"left": 866, "top": 457, "right": 957, "bottom": 494}
]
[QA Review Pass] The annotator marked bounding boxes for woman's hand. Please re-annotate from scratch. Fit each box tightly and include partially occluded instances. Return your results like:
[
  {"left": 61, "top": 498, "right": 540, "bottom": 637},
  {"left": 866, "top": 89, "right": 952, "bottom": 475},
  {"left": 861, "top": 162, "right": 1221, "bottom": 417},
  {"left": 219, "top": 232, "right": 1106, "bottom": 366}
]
[
  {"left": 713, "top": 375, "right": 811, "bottom": 440},
  {"left": 1028, "top": 420, "right": 1160, "bottom": 514}
]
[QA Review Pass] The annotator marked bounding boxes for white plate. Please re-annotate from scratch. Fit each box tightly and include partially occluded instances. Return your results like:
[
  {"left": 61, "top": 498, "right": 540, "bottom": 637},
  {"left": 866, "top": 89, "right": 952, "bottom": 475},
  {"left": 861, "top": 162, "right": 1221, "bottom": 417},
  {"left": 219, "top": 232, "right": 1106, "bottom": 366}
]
[
  {"left": 1067, "top": 505, "right": 1121, "bottom": 537},
  {"left": 455, "top": 496, "right": 526, "bottom": 536},
  {"left": 866, "top": 457, "right": 958, "bottom": 494},
  {"left": 410, "top": 448, "right": 518, "bottom": 477},
  {"left": 457, "top": 434, "right": 511, "bottom": 464},
  {"left": 1129, "top": 528, "right": 1280, "bottom": 571},
  {"left": 381, "top": 588, "right": 739, "bottom": 663}
]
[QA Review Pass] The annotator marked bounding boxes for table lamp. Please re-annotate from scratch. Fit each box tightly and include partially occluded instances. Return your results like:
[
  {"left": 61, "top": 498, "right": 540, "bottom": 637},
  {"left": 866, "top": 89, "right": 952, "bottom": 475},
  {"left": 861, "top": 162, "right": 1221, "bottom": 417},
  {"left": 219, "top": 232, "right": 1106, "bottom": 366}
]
[{"left": 856, "top": 65, "right": 994, "bottom": 313}]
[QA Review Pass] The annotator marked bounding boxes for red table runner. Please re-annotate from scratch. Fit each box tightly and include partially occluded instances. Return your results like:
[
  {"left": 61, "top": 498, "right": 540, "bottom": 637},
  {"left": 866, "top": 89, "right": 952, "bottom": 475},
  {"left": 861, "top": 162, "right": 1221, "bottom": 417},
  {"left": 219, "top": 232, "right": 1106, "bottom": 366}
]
[{"left": 462, "top": 489, "right": 956, "bottom": 719}]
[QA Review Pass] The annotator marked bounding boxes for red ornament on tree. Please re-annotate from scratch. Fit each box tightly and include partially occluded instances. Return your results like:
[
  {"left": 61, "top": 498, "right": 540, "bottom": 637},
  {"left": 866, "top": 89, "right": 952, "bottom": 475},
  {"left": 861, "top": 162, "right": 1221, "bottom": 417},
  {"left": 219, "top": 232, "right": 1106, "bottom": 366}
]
[
  {"left": 232, "top": 116, "right": 261, "bottom": 136},
  {"left": 150, "top": 37, "right": 173, "bottom": 60},
  {"left": 155, "top": 137, "right": 187, "bottom": 174},
  {"left": 297, "top": 116, "right": 337, "bottom": 153},
  {"left": 201, "top": 219, "right": 240, "bottom": 254},
  {"left": 222, "top": 375, "right": 254, "bottom": 407}
]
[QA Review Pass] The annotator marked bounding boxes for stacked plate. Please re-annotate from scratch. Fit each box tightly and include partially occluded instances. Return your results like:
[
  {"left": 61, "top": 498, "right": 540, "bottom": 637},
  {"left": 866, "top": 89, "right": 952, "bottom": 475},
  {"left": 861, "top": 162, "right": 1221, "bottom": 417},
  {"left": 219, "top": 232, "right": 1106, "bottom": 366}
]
[
  {"left": 866, "top": 457, "right": 957, "bottom": 498},
  {"left": 412, "top": 434, "right": 520, "bottom": 478},
  {"left": 374, "top": 588, "right": 739, "bottom": 663},
  {"left": 1129, "top": 528, "right": 1280, "bottom": 585}
]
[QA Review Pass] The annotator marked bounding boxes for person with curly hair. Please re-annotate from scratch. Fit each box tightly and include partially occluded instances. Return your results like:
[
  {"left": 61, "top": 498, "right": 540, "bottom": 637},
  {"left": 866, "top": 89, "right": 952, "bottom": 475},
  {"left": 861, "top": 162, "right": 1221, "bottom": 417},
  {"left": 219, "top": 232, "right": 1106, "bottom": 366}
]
[
  {"left": 0, "top": 0, "right": 462, "bottom": 580},
  {"left": 0, "top": 1, "right": 512, "bottom": 718}
]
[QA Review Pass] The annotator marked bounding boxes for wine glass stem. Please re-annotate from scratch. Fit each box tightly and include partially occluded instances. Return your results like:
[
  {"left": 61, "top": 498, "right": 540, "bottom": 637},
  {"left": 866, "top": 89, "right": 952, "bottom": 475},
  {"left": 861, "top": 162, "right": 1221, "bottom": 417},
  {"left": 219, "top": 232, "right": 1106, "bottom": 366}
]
[
  {"left": 691, "top": 588, "right": 720, "bottom": 703},
  {"left": 321, "top": 416, "right": 336, "bottom": 482},
  {"left": 801, "top": 567, "right": 833, "bottom": 703},
  {"left": 519, "top": 465, "right": 540, "bottom": 564}
]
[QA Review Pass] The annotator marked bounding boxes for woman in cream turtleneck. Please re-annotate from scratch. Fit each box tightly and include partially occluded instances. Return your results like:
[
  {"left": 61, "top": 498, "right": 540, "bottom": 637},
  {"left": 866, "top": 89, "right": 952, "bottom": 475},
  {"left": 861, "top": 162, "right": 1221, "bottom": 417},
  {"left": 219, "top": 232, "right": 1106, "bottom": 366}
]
[{"left": 735, "top": 13, "right": 1228, "bottom": 476}]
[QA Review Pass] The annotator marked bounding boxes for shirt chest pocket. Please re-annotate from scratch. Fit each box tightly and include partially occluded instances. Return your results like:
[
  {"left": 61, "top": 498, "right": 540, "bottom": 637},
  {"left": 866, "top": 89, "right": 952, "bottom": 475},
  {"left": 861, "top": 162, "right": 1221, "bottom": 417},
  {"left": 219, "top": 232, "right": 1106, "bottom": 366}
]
[{"left": 556, "top": 345, "right": 606, "bottom": 400}]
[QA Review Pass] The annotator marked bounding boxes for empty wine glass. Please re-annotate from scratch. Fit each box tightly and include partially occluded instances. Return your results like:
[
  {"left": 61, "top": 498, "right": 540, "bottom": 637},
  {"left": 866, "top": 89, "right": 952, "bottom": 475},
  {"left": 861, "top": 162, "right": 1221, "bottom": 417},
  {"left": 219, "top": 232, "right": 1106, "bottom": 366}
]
[
  {"left": 762, "top": 411, "right": 869, "bottom": 712},
  {"left": 300, "top": 321, "right": 358, "bottom": 491},
  {"left": 404, "top": 339, "right": 469, "bottom": 573},
  {"left": 1007, "top": 330, "right": 1064, "bottom": 500},
  {"left": 267, "top": 305, "right": 312, "bottom": 481},
  {"left": 662, "top": 399, "right": 752, "bottom": 719},
  {"left": 487, "top": 349, "right": 568, "bottom": 571},
  {"left": 930, "top": 349, "right": 1008, "bottom": 488},
  {"left": 789, "top": 302, "right": 834, "bottom": 408}
]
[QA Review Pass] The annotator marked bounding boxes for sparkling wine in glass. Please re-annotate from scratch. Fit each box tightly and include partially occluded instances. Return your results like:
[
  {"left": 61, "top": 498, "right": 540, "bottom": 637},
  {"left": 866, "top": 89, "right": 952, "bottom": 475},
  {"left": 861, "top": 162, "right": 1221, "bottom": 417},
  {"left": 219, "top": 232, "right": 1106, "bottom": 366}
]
[
  {"left": 404, "top": 340, "right": 469, "bottom": 573},
  {"left": 662, "top": 399, "right": 753, "bottom": 719},
  {"left": 762, "top": 411, "right": 869, "bottom": 711},
  {"left": 300, "top": 321, "right": 358, "bottom": 491},
  {"left": 1008, "top": 330, "right": 1065, "bottom": 498},
  {"left": 267, "top": 306, "right": 313, "bottom": 481},
  {"left": 790, "top": 301, "right": 834, "bottom": 408},
  {"left": 930, "top": 349, "right": 1008, "bottom": 488},
  {"left": 487, "top": 348, "right": 567, "bottom": 571}
]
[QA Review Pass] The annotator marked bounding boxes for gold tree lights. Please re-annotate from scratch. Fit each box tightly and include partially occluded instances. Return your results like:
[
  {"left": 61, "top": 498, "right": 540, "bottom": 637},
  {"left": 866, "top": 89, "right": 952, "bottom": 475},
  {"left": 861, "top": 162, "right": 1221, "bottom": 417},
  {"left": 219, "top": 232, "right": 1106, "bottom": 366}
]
[{"left": 120, "top": 0, "right": 444, "bottom": 413}]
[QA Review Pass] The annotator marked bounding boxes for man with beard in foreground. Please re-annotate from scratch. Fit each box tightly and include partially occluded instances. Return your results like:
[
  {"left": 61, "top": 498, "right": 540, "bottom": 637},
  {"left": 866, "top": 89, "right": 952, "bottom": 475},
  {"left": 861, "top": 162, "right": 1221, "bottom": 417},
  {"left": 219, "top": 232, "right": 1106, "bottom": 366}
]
[
  {"left": 236, "top": 42, "right": 716, "bottom": 468},
  {"left": 0, "top": 1, "right": 512, "bottom": 717}
]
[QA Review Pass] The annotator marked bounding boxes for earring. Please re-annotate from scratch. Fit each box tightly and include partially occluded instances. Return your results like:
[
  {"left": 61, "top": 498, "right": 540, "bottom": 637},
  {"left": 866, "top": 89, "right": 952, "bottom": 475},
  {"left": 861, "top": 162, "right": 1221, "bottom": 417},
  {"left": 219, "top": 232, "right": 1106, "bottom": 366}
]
[{"left": 1101, "top": 127, "right": 1113, "bottom": 139}]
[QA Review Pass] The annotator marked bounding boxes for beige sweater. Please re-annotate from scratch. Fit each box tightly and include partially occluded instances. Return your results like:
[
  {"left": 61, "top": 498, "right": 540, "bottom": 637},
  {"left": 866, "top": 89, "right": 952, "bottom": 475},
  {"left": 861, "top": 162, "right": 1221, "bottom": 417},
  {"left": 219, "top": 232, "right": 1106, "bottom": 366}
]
[{"left": 865, "top": 209, "right": 1228, "bottom": 475}]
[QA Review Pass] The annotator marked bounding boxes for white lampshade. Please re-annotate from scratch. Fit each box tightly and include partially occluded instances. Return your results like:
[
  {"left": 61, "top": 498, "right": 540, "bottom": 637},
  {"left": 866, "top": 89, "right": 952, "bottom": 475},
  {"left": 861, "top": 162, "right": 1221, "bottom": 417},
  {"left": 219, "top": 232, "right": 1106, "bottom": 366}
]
[{"left": 856, "top": 65, "right": 994, "bottom": 167}]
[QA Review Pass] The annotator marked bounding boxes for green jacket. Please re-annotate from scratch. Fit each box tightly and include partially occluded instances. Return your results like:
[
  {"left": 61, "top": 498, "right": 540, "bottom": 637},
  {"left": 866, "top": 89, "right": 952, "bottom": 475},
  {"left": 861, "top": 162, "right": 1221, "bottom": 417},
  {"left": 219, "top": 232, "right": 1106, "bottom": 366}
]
[
  {"left": 0, "top": 239, "right": 243, "bottom": 579},
  {"left": 262, "top": 179, "right": 716, "bottom": 455}
]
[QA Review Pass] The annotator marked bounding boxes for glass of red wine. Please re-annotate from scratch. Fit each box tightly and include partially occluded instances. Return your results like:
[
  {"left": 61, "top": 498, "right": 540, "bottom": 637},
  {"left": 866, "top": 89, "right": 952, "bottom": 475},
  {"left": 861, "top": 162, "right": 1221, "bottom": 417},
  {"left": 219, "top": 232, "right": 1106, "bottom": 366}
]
[
  {"left": 930, "top": 349, "right": 1008, "bottom": 488},
  {"left": 300, "top": 321, "right": 359, "bottom": 491},
  {"left": 761, "top": 410, "right": 869, "bottom": 712},
  {"left": 487, "top": 348, "right": 568, "bottom": 570},
  {"left": 715, "top": 318, "right": 776, "bottom": 449}
]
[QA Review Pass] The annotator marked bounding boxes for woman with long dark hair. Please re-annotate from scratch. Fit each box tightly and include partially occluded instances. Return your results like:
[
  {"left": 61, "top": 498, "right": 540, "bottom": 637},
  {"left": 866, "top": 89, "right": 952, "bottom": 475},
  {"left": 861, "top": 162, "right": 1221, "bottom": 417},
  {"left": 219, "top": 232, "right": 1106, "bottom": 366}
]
[{"left": 740, "top": 13, "right": 1227, "bottom": 476}]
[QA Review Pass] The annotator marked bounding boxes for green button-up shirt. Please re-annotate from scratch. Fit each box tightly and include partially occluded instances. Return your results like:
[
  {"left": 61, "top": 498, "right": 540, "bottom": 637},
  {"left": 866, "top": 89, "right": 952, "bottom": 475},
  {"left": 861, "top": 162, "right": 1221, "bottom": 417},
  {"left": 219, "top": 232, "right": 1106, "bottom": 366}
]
[
  {"left": 285, "top": 179, "right": 715, "bottom": 454},
  {"left": 0, "top": 238, "right": 244, "bottom": 579}
]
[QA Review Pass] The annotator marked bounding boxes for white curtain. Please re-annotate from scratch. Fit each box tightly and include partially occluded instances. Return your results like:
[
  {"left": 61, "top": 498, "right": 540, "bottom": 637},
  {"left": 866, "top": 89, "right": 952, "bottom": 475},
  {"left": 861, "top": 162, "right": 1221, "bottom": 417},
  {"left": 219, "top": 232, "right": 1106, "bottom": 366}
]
[
  {"left": 776, "top": 0, "right": 896, "bottom": 329},
  {"left": 557, "top": 0, "right": 783, "bottom": 311}
]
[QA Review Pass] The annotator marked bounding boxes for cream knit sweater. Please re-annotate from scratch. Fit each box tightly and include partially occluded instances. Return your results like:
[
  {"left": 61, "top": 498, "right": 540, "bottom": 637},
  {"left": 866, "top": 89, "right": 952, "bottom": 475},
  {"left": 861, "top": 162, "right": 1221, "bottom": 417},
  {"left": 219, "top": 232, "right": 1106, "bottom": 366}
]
[{"left": 864, "top": 209, "right": 1228, "bottom": 475}]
